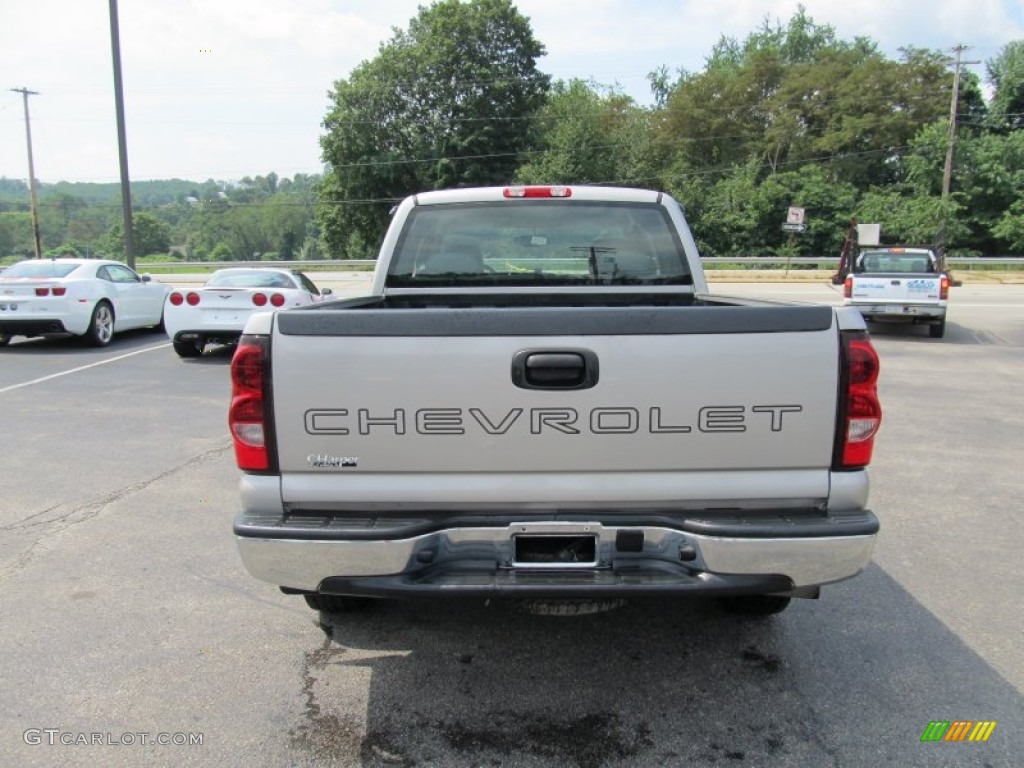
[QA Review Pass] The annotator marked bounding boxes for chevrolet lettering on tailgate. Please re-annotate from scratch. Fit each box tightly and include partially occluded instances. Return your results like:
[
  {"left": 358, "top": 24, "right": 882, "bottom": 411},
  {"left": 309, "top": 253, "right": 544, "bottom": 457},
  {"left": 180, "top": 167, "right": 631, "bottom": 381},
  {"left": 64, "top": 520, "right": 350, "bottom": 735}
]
[{"left": 303, "top": 405, "right": 805, "bottom": 436}]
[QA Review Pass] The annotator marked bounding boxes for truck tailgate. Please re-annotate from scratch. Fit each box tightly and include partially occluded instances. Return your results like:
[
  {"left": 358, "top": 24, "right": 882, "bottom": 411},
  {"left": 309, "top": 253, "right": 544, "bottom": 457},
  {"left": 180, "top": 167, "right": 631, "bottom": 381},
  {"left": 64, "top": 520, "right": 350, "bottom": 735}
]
[
  {"left": 270, "top": 304, "right": 839, "bottom": 508},
  {"left": 850, "top": 274, "right": 942, "bottom": 303}
]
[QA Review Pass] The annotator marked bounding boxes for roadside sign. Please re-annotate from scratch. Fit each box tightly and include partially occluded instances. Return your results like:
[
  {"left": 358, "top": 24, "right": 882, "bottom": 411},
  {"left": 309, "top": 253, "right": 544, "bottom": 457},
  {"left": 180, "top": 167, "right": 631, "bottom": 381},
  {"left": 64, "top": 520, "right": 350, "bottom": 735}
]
[
  {"left": 786, "top": 207, "right": 805, "bottom": 225},
  {"left": 782, "top": 223, "right": 806, "bottom": 233}
]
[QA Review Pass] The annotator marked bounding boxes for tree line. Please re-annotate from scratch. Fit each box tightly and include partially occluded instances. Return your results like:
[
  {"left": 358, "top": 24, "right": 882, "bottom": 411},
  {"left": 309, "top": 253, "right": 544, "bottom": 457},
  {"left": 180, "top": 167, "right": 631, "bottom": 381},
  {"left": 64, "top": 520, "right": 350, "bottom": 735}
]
[
  {"left": 0, "top": 173, "right": 321, "bottom": 262},
  {"left": 2, "top": 1, "right": 1023, "bottom": 262}
]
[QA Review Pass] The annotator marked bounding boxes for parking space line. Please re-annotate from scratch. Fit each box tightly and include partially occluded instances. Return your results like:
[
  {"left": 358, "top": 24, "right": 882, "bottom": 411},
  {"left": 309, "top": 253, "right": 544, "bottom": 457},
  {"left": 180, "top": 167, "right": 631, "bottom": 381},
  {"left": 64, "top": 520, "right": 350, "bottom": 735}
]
[{"left": 0, "top": 343, "right": 171, "bottom": 395}]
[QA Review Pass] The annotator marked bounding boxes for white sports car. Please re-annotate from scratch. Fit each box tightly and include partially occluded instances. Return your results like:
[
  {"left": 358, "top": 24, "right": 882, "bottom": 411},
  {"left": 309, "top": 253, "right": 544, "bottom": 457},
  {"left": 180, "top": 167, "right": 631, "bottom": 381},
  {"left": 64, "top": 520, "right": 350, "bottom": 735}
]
[
  {"left": 164, "top": 267, "right": 332, "bottom": 357},
  {"left": 0, "top": 258, "right": 169, "bottom": 347}
]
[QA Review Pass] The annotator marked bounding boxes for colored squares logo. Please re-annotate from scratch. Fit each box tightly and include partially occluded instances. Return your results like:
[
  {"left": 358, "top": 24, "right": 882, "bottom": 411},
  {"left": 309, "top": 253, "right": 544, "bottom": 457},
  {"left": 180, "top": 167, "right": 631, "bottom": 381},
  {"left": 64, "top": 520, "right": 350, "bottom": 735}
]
[{"left": 920, "top": 721, "right": 997, "bottom": 743}]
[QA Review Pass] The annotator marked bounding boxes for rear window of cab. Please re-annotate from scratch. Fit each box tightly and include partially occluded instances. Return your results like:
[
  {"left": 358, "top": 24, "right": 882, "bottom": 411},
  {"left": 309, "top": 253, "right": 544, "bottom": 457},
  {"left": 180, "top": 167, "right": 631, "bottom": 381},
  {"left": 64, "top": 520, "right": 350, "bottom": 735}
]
[
  {"left": 2, "top": 262, "right": 81, "bottom": 279},
  {"left": 386, "top": 201, "right": 693, "bottom": 288}
]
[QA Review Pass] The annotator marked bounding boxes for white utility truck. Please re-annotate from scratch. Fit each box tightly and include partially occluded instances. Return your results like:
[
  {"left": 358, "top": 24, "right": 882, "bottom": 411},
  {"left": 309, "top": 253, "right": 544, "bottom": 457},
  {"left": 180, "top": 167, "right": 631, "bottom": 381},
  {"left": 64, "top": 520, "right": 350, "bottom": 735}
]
[{"left": 843, "top": 247, "right": 949, "bottom": 338}]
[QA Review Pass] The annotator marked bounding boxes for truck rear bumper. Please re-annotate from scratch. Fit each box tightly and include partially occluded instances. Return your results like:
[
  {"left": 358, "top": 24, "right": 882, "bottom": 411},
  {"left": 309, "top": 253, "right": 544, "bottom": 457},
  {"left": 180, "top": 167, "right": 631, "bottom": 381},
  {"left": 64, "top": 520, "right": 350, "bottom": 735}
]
[
  {"left": 172, "top": 329, "right": 243, "bottom": 345},
  {"left": 849, "top": 302, "right": 945, "bottom": 321},
  {"left": 0, "top": 317, "right": 72, "bottom": 337},
  {"left": 234, "top": 512, "right": 878, "bottom": 595}
]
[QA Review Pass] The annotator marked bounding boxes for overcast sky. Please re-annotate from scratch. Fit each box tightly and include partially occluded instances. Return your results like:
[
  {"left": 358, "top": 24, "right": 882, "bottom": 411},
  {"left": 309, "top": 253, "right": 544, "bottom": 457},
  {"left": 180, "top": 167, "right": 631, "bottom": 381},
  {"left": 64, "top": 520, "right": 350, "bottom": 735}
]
[{"left": 1, "top": 0, "right": 1022, "bottom": 184}]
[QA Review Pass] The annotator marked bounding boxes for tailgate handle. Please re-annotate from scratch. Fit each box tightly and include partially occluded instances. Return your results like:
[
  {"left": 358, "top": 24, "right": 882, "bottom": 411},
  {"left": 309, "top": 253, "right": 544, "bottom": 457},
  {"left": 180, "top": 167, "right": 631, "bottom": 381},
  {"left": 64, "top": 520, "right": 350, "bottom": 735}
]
[{"left": 512, "top": 350, "right": 599, "bottom": 390}]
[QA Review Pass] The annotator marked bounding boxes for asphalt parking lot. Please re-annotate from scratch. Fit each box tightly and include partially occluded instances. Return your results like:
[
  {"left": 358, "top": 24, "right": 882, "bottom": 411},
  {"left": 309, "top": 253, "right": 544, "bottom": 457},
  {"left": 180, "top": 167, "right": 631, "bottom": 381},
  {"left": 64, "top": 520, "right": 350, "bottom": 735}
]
[{"left": 0, "top": 280, "right": 1021, "bottom": 767}]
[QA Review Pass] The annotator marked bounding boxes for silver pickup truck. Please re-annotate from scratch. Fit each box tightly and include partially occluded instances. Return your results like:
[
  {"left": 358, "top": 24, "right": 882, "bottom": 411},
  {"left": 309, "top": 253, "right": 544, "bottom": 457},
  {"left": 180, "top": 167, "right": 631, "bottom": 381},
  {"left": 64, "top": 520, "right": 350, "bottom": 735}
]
[
  {"left": 843, "top": 247, "right": 949, "bottom": 338},
  {"left": 230, "top": 185, "right": 882, "bottom": 617}
]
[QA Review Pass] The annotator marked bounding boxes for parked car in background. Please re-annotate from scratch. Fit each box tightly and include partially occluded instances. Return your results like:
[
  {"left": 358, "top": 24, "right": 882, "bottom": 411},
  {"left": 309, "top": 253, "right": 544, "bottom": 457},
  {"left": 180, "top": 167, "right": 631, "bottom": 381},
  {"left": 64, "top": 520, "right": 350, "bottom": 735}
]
[
  {"left": 843, "top": 247, "right": 949, "bottom": 338},
  {"left": 0, "top": 258, "right": 169, "bottom": 347},
  {"left": 164, "top": 268, "right": 332, "bottom": 358}
]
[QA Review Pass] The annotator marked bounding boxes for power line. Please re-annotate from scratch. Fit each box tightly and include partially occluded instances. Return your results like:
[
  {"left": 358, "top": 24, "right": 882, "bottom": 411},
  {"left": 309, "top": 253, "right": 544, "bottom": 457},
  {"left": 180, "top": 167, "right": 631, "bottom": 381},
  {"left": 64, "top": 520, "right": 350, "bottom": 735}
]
[
  {"left": 0, "top": 138, "right": 954, "bottom": 215},
  {"left": 0, "top": 143, "right": 927, "bottom": 213},
  {"left": 321, "top": 89, "right": 950, "bottom": 128},
  {"left": 0, "top": 87, "right": 951, "bottom": 129}
]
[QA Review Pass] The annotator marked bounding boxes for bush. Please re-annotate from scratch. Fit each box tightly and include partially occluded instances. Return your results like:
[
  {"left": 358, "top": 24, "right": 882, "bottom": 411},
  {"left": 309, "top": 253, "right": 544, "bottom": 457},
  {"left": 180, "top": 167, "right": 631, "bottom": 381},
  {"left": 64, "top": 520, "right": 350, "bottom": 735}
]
[{"left": 210, "top": 242, "right": 234, "bottom": 261}]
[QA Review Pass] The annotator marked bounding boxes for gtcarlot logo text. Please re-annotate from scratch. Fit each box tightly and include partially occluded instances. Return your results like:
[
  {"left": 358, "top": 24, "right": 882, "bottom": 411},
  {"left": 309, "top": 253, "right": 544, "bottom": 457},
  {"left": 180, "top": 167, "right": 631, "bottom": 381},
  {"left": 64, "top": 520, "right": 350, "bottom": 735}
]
[{"left": 23, "top": 729, "right": 204, "bottom": 747}]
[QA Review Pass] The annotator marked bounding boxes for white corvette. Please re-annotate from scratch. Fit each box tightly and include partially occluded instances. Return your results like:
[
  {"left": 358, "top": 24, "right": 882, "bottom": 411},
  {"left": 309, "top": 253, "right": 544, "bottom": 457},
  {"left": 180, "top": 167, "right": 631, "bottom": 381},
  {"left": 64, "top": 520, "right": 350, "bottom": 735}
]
[
  {"left": 0, "top": 258, "right": 169, "bottom": 347},
  {"left": 164, "top": 267, "right": 332, "bottom": 357}
]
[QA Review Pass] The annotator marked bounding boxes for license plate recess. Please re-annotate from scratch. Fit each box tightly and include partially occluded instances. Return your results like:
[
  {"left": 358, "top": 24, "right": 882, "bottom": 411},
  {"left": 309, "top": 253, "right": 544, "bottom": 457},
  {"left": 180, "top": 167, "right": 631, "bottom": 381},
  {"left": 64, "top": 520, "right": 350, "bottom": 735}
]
[{"left": 512, "top": 535, "right": 598, "bottom": 568}]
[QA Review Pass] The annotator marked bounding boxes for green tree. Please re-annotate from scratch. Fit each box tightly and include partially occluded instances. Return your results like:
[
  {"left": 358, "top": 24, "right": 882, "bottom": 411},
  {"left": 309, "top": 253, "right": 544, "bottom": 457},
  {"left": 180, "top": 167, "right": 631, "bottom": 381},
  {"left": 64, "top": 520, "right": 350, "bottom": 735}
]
[
  {"left": 764, "top": 46, "right": 949, "bottom": 187},
  {"left": 262, "top": 194, "right": 310, "bottom": 260},
  {"left": 678, "top": 162, "right": 765, "bottom": 256},
  {"left": 856, "top": 187, "right": 966, "bottom": 247},
  {"left": 759, "top": 165, "right": 859, "bottom": 255},
  {"left": 653, "top": 8, "right": 856, "bottom": 180},
  {"left": 876, "top": 120, "right": 1024, "bottom": 253},
  {"left": 317, "top": 0, "right": 550, "bottom": 255},
  {"left": 950, "top": 128, "right": 1024, "bottom": 252},
  {"left": 210, "top": 242, "right": 234, "bottom": 261},
  {"left": 44, "top": 240, "right": 91, "bottom": 258},
  {"left": 0, "top": 212, "right": 33, "bottom": 258},
  {"left": 651, "top": 9, "right": 951, "bottom": 194},
  {"left": 679, "top": 162, "right": 856, "bottom": 256},
  {"left": 987, "top": 40, "right": 1024, "bottom": 131},
  {"left": 515, "top": 80, "right": 652, "bottom": 186},
  {"left": 105, "top": 211, "right": 172, "bottom": 257},
  {"left": 992, "top": 201, "right": 1024, "bottom": 251},
  {"left": 66, "top": 207, "right": 118, "bottom": 250}
]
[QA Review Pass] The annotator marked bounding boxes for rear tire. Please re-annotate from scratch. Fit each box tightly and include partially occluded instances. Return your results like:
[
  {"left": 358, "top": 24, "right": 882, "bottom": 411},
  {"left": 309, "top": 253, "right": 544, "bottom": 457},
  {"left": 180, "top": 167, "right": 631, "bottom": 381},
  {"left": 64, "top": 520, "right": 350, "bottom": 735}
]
[
  {"left": 84, "top": 302, "right": 115, "bottom": 347},
  {"left": 303, "top": 594, "right": 373, "bottom": 613},
  {"left": 929, "top": 318, "right": 946, "bottom": 338},
  {"left": 718, "top": 595, "right": 792, "bottom": 616},
  {"left": 172, "top": 339, "right": 202, "bottom": 358},
  {"left": 152, "top": 310, "right": 165, "bottom": 333}
]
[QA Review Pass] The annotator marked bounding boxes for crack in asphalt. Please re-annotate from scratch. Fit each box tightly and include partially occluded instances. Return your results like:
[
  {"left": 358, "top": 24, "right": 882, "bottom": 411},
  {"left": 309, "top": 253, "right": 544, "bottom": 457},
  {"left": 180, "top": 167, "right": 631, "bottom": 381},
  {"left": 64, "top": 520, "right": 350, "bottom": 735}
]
[
  {"left": 289, "top": 627, "right": 371, "bottom": 765},
  {"left": 0, "top": 441, "right": 232, "bottom": 579},
  {"left": 291, "top": 622, "right": 417, "bottom": 767}
]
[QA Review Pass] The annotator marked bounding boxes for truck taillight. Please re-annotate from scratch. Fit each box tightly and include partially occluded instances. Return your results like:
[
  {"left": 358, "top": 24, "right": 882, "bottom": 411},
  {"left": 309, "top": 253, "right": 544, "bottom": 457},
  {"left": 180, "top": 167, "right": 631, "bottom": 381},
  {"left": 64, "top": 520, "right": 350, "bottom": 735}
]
[
  {"left": 229, "top": 335, "right": 274, "bottom": 472},
  {"left": 940, "top": 275, "right": 949, "bottom": 300},
  {"left": 834, "top": 331, "right": 881, "bottom": 470},
  {"left": 503, "top": 186, "right": 572, "bottom": 198},
  {"left": 843, "top": 276, "right": 853, "bottom": 299}
]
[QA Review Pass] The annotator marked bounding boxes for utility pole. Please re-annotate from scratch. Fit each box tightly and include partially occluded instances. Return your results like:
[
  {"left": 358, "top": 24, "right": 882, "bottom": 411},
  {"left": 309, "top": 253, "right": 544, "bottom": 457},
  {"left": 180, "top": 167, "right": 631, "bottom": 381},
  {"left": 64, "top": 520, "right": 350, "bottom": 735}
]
[
  {"left": 937, "top": 44, "right": 980, "bottom": 272},
  {"left": 108, "top": 0, "right": 135, "bottom": 269},
  {"left": 10, "top": 87, "right": 43, "bottom": 259}
]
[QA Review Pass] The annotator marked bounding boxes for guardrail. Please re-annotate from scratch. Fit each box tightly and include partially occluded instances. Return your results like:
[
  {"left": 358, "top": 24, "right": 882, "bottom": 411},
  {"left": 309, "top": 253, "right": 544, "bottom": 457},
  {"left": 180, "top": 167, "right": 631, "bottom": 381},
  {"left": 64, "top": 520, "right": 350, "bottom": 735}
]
[
  {"left": 136, "top": 256, "right": 1024, "bottom": 270},
  {"left": 706, "top": 257, "right": 1024, "bottom": 267}
]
